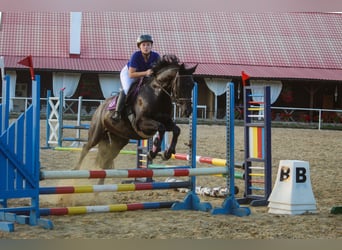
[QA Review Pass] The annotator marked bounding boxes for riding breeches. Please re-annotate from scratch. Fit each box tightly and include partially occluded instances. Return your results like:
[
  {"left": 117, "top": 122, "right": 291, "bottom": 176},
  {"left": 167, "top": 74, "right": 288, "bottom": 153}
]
[{"left": 120, "top": 65, "right": 136, "bottom": 95}]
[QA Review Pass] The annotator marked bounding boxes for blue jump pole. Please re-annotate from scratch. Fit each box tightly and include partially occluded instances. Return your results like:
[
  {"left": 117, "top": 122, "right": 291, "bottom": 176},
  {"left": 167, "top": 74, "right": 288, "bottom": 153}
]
[
  {"left": 171, "top": 83, "right": 213, "bottom": 212},
  {"left": 211, "top": 82, "right": 251, "bottom": 216}
]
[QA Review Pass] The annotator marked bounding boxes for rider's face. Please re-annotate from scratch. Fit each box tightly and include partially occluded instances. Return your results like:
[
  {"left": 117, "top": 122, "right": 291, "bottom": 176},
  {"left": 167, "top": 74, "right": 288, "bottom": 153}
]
[{"left": 139, "top": 42, "right": 153, "bottom": 54}]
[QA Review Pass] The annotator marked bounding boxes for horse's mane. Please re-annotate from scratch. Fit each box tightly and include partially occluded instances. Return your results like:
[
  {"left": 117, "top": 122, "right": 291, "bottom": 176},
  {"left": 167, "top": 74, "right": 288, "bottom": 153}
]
[{"left": 151, "top": 54, "right": 180, "bottom": 75}]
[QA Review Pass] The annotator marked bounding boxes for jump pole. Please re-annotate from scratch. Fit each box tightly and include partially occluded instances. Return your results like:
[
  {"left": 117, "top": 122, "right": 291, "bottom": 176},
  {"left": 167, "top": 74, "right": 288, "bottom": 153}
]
[
  {"left": 53, "top": 147, "right": 136, "bottom": 156},
  {"left": 40, "top": 167, "right": 229, "bottom": 180},
  {"left": 171, "top": 153, "right": 244, "bottom": 168},
  {"left": 39, "top": 181, "right": 190, "bottom": 194},
  {"left": 30, "top": 202, "right": 177, "bottom": 216}
]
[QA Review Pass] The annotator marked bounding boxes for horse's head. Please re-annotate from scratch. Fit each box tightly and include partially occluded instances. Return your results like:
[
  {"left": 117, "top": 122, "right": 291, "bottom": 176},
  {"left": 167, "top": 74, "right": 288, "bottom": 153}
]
[
  {"left": 152, "top": 55, "right": 197, "bottom": 117},
  {"left": 173, "top": 63, "right": 197, "bottom": 117}
]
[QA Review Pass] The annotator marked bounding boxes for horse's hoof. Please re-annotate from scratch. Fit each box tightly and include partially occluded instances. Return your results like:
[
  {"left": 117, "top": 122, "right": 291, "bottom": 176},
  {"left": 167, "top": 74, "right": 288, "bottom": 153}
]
[
  {"left": 147, "top": 151, "right": 156, "bottom": 160},
  {"left": 146, "top": 152, "right": 153, "bottom": 161},
  {"left": 234, "top": 186, "right": 239, "bottom": 195},
  {"left": 162, "top": 151, "right": 172, "bottom": 160}
]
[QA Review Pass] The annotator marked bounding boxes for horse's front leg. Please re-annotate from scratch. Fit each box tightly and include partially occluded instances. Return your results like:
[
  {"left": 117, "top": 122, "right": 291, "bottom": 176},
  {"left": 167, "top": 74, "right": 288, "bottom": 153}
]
[
  {"left": 136, "top": 118, "right": 164, "bottom": 159},
  {"left": 147, "top": 126, "right": 166, "bottom": 160},
  {"left": 162, "top": 121, "right": 180, "bottom": 160}
]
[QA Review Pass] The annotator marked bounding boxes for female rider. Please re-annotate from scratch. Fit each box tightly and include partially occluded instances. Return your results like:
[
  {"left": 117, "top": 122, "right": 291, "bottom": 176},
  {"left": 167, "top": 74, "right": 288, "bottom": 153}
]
[{"left": 112, "top": 34, "right": 160, "bottom": 121}]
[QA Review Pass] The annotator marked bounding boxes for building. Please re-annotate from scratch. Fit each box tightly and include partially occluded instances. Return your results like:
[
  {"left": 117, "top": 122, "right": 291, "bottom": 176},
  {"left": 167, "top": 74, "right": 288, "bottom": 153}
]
[{"left": 1, "top": 12, "right": 342, "bottom": 120}]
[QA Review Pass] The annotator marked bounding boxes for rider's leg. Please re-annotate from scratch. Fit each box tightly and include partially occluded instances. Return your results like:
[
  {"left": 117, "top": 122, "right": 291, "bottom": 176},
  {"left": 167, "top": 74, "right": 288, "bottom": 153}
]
[
  {"left": 111, "top": 90, "right": 126, "bottom": 121},
  {"left": 112, "top": 65, "right": 132, "bottom": 122}
]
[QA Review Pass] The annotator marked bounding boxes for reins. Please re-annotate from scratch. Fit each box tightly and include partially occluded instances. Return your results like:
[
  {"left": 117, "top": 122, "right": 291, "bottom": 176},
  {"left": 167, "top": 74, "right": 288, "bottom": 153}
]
[{"left": 154, "top": 71, "right": 193, "bottom": 104}]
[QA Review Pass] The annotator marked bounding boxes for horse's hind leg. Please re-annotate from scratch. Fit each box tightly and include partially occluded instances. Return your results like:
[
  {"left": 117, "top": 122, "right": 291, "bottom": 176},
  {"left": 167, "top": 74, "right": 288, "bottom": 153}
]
[
  {"left": 95, "top": 134, "right": 129, "bottom": 185},
  {"left": 74, "top": 130, "right": 103, "bottom": 170},
  {"left": 74, "top": 143, "right": 93, "bottom": 170},
  {"left": 74, "top": 108, "right": 105, "bottom": 170}
]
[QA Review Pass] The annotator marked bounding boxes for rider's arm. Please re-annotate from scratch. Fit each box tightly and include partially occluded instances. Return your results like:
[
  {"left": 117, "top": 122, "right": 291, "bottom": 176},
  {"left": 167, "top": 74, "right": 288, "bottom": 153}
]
[{"left": 128, "top": 67, "right": 152, "bottom": 78}]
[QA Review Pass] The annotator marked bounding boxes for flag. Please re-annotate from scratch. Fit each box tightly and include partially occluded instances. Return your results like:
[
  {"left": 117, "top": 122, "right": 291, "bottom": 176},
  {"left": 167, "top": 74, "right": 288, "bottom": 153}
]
[
  {"left": 18, "top": 55, "right": 35, "bottom": 80},
  {"left": 241, "top": 71, "right": 250, "bottom": 87}
]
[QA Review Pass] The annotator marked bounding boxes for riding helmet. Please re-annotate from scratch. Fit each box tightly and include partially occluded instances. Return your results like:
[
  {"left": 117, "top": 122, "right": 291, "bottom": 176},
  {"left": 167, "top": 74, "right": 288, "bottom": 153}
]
[{"left": 137, "top": 34, "right": 153, "bottom": 47}]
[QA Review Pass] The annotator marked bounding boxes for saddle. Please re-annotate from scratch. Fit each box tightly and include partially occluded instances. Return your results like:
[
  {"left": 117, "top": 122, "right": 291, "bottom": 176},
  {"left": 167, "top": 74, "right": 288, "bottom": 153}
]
[
  {"left": 126, "top": 78, "right": 145, "bottom": 105},
  {"left": 107, "top": 77, "right": 146, "bottom": 111},
  {"left": 106, "top": 77, "right": 155, "bottom": 138}
]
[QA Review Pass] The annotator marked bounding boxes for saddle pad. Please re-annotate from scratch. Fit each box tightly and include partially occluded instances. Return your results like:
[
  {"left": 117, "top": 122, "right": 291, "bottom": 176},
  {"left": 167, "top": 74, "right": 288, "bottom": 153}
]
[{"left": 107, "top": 96, "right": 118, "bottom": 111}]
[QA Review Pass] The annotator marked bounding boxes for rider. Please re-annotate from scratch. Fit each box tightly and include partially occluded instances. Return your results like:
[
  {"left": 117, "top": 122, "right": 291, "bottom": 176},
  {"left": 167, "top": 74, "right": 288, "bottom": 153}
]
[{"left": 111, "top": 34, "right": 161, "bottom": 122}]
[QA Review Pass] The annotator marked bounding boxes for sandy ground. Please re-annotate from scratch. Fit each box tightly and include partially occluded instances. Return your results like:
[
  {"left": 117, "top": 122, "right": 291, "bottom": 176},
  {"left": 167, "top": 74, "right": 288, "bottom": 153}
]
[{"left": 1, "top": 120, "right": 341, "bottom": 239}]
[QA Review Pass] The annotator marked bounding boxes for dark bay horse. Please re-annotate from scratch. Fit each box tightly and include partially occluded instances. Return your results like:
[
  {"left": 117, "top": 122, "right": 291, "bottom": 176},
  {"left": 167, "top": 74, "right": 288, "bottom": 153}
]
[{"left": 75, "top": 55, "right": 197, "bottom": 182}]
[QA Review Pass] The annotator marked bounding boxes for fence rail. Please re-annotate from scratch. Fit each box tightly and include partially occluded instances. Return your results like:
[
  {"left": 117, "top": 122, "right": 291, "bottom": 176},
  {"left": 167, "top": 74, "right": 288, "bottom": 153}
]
[{"left": 2, "top": 96, "right": 342, "bottom": 130}]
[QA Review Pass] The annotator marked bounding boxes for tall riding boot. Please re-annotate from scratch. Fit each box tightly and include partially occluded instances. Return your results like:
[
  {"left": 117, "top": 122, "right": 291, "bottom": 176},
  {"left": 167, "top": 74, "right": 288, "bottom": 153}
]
[{"left": 111, "top": 90, "right": 126, "bottom": 122}]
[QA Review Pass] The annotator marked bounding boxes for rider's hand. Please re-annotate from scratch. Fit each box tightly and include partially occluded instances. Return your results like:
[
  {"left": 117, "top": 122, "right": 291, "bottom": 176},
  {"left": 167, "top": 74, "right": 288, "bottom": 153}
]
[{"left": 146, "top": 69, "right": 153, "bottom": 77}]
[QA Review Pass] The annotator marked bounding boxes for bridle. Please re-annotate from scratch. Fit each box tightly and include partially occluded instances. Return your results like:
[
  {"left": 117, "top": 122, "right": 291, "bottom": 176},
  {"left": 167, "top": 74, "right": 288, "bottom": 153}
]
[{"left": 154, "top": 70, "right": 194, "bottom": 105}]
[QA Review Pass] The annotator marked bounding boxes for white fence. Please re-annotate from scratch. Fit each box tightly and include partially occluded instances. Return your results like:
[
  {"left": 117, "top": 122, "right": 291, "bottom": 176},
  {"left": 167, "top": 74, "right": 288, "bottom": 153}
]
[
  {"left": 270, "top": 107, "right": 342, "bottom": 130},
  {"left": 2, "top": 96, "right": 342, "bottom": 130}
]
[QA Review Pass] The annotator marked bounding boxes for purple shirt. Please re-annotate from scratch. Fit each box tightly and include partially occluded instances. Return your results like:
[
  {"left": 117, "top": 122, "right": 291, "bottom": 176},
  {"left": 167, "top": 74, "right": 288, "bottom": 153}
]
[{"left": 127, "top": 51, "right": 160, "bottom": 72}]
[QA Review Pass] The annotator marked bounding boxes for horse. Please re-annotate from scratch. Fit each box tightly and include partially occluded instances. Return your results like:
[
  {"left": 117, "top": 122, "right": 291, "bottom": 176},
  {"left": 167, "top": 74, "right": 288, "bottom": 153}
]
[{"left": 75, "top": 55, "right": 197, "bottom": 184}]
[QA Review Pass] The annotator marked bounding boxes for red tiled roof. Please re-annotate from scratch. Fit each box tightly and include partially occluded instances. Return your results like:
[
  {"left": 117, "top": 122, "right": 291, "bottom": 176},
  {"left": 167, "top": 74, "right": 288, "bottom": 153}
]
[
  {"left": 196, "top": 64, "right": 342, "bottom": 81},
  {"left": 5, "top": 56, "right": 126, "bottom": 73},
  {"left": 1, "top": 12, "right": 342, "bottom": 80}
]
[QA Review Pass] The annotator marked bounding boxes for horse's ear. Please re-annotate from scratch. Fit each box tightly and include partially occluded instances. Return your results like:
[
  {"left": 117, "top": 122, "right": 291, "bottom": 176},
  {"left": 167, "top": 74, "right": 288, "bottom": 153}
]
[
  {"left": 180, "top": 63, "right": 198, "bottom": 74},
  {"left": 187, "top": 64, "right": 198, "bottom": 74}
]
